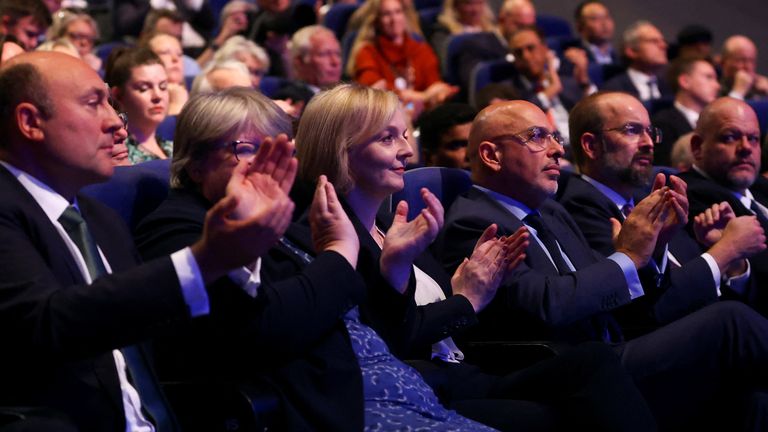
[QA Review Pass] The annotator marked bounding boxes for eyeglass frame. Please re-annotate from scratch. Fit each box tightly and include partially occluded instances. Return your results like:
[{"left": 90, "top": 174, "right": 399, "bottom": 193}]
[
  {"left": 601, "top": 122, "right": 663, "bottom": 145},
  {"left": 225, "top": 139, "right": 261, "bottom": 161},
  {"left": 488, "top": 126, "right": 565, "bottom": 152}
]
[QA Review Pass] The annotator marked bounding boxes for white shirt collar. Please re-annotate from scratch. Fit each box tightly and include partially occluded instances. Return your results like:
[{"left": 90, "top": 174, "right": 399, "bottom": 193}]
[
  {"left": 626, "top": 68, "right": 658, "bottom": 101},
  {"left": 580, "top": 174, "right": 632, "bottom": 211},
  {"left": 673, "top": 101, "right": 700, "bottom": 129}
]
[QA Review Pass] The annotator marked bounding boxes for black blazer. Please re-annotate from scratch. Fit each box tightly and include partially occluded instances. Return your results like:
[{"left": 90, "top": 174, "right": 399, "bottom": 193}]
[
  {"left": 134, "top": 187, "right": 367, "bottom": 432},
  {"left": 503, "top": 71, "right": 585, "bottom": 112},
  {"left": 679, "top": 169, "right": 768, "bottom": 309},
  {"left": 0, "top": 165, "right": 188, "bottom": 432},
  {"left": 434, "top": 187, "right": 631, "bottom": 344},
  {"left": 556, "top": 174, "right": 718, "bottom": 331},
  {"left": 601, "top": 71, "right": 673, "bottom": 100},
  {"left": 651, "top": 106, "right": 694, "bottom": 167}
]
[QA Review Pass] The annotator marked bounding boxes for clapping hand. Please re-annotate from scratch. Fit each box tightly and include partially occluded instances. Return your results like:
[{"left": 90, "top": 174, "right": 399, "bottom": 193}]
[
  {"left": 380, "top": 188, "right": 444, "bottom": 293},
  {"left": 694, "top": 201, "right": 736, "bottom": 247},
  {"left": 309, "top": 175, "right": 359, "bottom": 268}
]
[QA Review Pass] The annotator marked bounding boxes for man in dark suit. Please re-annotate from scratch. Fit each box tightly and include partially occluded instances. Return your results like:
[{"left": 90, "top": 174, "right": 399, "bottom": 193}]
[
  {"left": 571, "top": 1, "right": 618, "bottom": 66},
  {"left": 506, "top": 27, "right": 592, "bottom": 145},
  {"left": 601, "top": 21, "right": 672, "bottom": 102},
  {"left": 434, "top": 99, "right": 768, "bottom": 430},
  {"left": 559, "top": 91, "right": 761, "bottom": 334},
  {"left": 0, "top": 52, "right": 296, "bottom": 431},
  {"left": 652, "top": 56, "right": 721, "bottom": 166},
  {"left": 681, "top": 96, "right": 768, "bottom": 310}
]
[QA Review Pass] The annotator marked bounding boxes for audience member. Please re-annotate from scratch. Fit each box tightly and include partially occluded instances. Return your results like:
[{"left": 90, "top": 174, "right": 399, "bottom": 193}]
[
  {"left": 672, "top": 24, "right": 714, "bottom": 60},
  {"left": 290, "top": 25, "right": 342, "bottom": 93},
  {"left": 143, "top": 31, "right": 188, "bottom": 115},
  {"left": 48, "top": 9, "right": 101, "bottom": 70},
  {"left": 0, "top": 50, "right": 295, "bottom": 432},
  {"left": 106, "top": 47, "right": 172, "bottom": 164},
  {"left": 417, "top": 102, "right": 476, "bottom": 169},
  {"left": 572, "top": 1, "right": 617, "bottom": 66},
  {"left": 296, "top": 83, "right": 657, "bottom": 432},
  {"left": 601, "top": 20, "right": 672, "bottom": 101},
  {"left": 681, "top": 97, "right": 768, "bottom": 308},
  {"left": 435, "top": 98, "right": 768, "bottom": 430},
  {"left": 718, "top": 35, "right": 768, "bottom": 101},
  {"left": 474, "top": 82, "right": 520, "bottom": 110},
  {"left": 652, "top": 56, "right": 720, "bottom": 166},
  {"left": 191, "top": 59, "right": 252, "bottom": 93},
  {"left": 114, "top": 0, "right": 216, "bottom": 50},
  {"left": 209, "top": 35, "right": 269, "bottom": 88},
  {"left": 497, "top": 0, "right": 535, "bottom": 36},
  {"left": 0, "top": 0, "right": 51, "bottom": 51},
  {"left": 35, "top": 37, "right": 79, "bottom": 57},
  {"left": 141, "top": 10, "right": 202, "bottom": 81},
  {"left": 670, "top": 132, "right": 694, "bottom": 172},
  {"left": 430, "top": 0, "right": 496, "bottom": 61},
  {"left": 505, "top": 27, "right": 591, "bottom": 144},
  {"left": 348, "top": 0, "right": 458, "bottom": 111},
  {"left": 560, "top": 91, "right": 755, "bottom": 335},
  {"left": 195, "top": 1, "right": 255, "bottom": 66}
]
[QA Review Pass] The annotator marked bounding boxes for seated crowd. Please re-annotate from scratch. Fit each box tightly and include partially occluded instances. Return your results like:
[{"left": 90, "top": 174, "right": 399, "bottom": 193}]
[{"left": 0, "top": 0, "right": 768, "bottom": 431}]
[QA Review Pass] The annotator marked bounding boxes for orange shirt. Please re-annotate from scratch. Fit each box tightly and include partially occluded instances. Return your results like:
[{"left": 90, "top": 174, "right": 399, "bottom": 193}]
[{"left": 354, "top": 34, "right": 442, "bottom": 91}]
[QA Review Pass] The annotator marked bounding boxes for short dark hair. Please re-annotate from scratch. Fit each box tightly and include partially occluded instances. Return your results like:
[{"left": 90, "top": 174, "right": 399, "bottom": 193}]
[
  {"left": 574, "top": 0, "right": 606, "bottom": 24},
  {"left": 475, "top": 83, "right": 520, "bottom": 110},
  {"left": 666, "top": 55, "right": 713, "bottom": 94},
  {"left": 508, "top": 25, "right": 546, "bottom": 45},
  {"left": 417, "top": 103, "right": 477, "bottom": 155},
  {"left": 0, "top": 0, "right": 52, "bottom": 28},
  {"left": 0, "top": 61, "right": 53, "bottom": 140},
  {"left": 568, "top": 91, "right": 614, "bottom": 168},
  {"left": 105, "top": 46, "right": 164, "bottom": 90},
  {"left": 141, "top": 8, "right": 184, "bottom": 37}
]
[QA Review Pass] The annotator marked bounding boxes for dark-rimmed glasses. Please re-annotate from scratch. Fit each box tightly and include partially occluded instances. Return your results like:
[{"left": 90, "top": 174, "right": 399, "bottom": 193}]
[
  {"left": 602, "top": 123, "right": 662, "bottom": 144},
  {"left": 227, "top": 140, "right": 260, "bottom": 161},
  {"left": 490, "top": 126, "right": 564, "bottom": 152}
]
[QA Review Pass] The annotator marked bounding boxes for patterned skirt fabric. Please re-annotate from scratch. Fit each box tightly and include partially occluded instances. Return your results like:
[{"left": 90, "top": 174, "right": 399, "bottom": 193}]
[{"left": 343, "top": 308, "right": 497, "bottom": 431}]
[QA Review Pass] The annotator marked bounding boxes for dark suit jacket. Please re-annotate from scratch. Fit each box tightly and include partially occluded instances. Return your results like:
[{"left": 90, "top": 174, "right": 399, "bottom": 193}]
[
  {"left": 651, "top": 106, "right": 694, "bottom": 167},
  {"left": 0, "top": 165, "right": 188, "bottom": 432},
  {"left": 134, "top": 187, "right": 367, "bottom": 431},
  {"left": 434, "top": 187, "right": 632, "bottom": 344},
  {"left": 556, "top": 174, "right": 718, "bottom": 332},
  {"left": 503, "top": 71, "right": 585, "bottom": 112},
  {"left": 600, "top": 71, "right": 673, "bottom": 100},
  {"left": 679, "top": 169, "right": 768, "bottom": 309}
]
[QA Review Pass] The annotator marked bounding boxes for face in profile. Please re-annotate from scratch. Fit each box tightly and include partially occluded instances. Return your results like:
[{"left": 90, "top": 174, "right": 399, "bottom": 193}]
[
  {"left": 348, "top": 109, "right": 413, "bottom": 199},
  {"left": 429, "top": 122, "right": 471, "bottom": 170},
  {"left": 115, "top": 63, "right": 169, "bottom": 130}
]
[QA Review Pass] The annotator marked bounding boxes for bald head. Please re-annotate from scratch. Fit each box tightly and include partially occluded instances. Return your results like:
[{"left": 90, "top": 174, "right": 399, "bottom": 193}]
[
  {"left": 692, "top": 97, "right": 761, "bottom": 191},
  {"left": 498, "top": 0, "right": 536, "bottom": 39},
  {"left": 470, "top": 100, "right": 564, "bottom": 208},
  {"left": 721, "top": 35, "right": 758, "bottom": 79}
]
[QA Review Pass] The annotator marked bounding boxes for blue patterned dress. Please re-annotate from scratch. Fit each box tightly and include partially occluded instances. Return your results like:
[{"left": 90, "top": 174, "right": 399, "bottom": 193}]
[{"left": 343, "top": 308, "right": 497, "bottom": 431}]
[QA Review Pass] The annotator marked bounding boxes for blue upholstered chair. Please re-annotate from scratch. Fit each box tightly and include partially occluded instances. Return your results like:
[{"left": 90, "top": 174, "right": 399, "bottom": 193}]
[
  {"left": 323, "top": 3, "right": 359, "bottom": 40},
  {"left": 391, "top": 166, "right": 472, "bottom": 219}
]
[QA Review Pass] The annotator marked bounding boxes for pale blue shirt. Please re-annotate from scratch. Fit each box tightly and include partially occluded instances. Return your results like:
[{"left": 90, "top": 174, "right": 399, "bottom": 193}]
[{"left": 473, "top": 185, "right": 644, "bottom": 299}]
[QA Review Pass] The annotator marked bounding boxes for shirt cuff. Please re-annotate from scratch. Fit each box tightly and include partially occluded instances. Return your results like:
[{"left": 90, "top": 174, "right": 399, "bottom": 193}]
[
  {"left": 609, "top": 252, "right": 644, "bottom": 299},
  {"left": 723, "top": 259, "right": 751, "bottom": 297},
  {"left": 171, "top": 247, "right": 209, "bottom": 317},
  {"left": 227, "top": 259, "right": 263, "bottom": 298},
  {"left": 727, "top": 90, "right": 746, "bottom": 100},
  {"left": 700, "top": 252, "right": 722, "bottom": 296}
]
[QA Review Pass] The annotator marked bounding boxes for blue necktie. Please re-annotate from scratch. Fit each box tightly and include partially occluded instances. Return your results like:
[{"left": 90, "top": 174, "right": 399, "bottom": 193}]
[{"left": 58, "top": 205, "right": 176, "bottom": 431}]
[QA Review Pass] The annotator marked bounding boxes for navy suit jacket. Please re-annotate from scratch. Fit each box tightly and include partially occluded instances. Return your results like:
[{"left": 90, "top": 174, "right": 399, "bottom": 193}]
[
  {"left": 0, "top": 165, "right": 187, "bottom": 432},
  {"left": 134, "top": 187, "right": 367, "bottom": 432},
  {"left": 651, "top": 106, "right": 693, "bottom": 167},
  {"left": 434, "top": 187, "right": 631, "bottom": 344},
  {"left": 556, "top": 174, "right": 718, "bottom": 332},
  {"left": 679, "top": 169, "right": 768, "bottom": 309},
  {"left": 601, "top": 71, "right": 673, "bottom": 100}
]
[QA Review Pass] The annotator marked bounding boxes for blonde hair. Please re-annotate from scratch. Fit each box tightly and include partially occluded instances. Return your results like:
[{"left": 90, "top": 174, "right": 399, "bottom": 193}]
[
  {"left": 345, "top": 0, "right": 423, "bottom": 77},
  {"left": 212, "top": 35, "right": 270, "bottom": 71},
  {"left": 296, "top": 83, "right": 400, "bottom": 194},
  {"left": 171, "top": 87, "right": 293, "bottom": 189},
  {"left": 436, "top": 0, "right": 496, "bottom": 35},
  {"left": 48, "top": 10, "right": 100, "bottom": 43}
]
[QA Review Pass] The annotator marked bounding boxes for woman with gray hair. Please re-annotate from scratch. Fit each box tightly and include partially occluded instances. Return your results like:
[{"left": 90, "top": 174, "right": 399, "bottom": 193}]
[{"left": 49, "top": 9, "right": 101, "bottom": 70}]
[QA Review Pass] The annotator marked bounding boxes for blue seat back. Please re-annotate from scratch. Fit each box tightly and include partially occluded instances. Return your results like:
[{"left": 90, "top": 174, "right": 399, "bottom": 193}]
[
  {"left": 391, "top": 167, "right": 472, "bottom": 219},
  {"left": 260, "top": 76, "right": 290, "bottom": 98},
  {"left": 80, "top": 159, "right": 171, "bottom": 230},
  {"left": 748, "top": 100, "right": 768, "bottom": 136},
  {"left": 535, "top": 14, "right": 573, "bottom": 39},
  {"left": 469, "top": 59, "right": 517, "bottom": 107},
  {"left": 156, "top": 115, "right": 177, "bottom": 142},
  {"left": 323, "top": 3, "right": 359, "bottom": 40}
]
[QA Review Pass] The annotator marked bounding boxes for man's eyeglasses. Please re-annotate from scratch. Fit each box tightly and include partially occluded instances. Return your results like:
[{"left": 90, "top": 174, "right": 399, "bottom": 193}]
[
  {"left": 490, "top": 126, "right": 565, "bottom": 152},
  {"left": 718, "top": 130, "right": 761, "bottom": 146},
  {"left": 227, "top": 139, "right": 260, "bottom": 161},
  {"left": 602, "top": 123, "right": 662, "bottom": 144}
]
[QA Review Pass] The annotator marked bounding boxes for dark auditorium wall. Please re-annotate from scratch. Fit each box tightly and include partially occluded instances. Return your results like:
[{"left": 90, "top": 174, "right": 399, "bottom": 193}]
[{"left": 533, "top": 0, "right": 768, "bottom": 73}]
